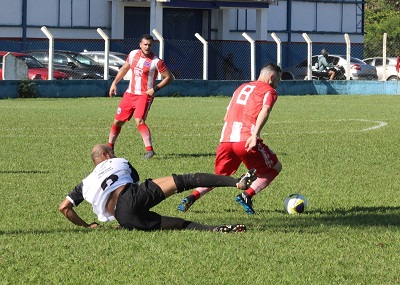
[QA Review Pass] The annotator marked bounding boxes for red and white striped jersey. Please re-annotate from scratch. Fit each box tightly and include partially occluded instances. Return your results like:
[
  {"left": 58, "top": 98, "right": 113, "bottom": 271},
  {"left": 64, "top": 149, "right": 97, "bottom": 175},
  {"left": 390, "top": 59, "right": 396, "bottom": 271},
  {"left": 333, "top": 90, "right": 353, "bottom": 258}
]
[
  {"left": 220, "top": 81, "right": 277, "bottom": 142},
  {"left": 126, "top": 49, "right": 168, "bottom": 95}
]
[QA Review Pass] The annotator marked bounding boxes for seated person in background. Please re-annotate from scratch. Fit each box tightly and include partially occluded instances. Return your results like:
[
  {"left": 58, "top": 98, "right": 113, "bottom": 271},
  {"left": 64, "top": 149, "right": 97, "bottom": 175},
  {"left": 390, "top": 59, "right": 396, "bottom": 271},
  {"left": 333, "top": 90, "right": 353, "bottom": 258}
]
[
  {"left": 316, "top": 49, "right": 336, "bottom": 80},
  {"left": 223, "top": 53, "right": 241, "bottom": 80}
]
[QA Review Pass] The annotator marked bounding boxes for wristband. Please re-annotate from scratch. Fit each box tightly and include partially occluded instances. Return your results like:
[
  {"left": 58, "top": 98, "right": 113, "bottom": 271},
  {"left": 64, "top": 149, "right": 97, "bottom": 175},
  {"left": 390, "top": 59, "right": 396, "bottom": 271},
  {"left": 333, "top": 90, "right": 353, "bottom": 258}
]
[{"left": 153, "top": 85, "right": 160, "bottom": 92}]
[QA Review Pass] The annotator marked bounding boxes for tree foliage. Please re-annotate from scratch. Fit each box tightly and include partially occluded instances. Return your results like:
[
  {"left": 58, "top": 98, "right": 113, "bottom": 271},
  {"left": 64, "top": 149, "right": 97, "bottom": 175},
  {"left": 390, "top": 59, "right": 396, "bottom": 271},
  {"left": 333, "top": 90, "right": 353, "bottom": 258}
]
[{"left": 364, "top": 0, "right": 400, "bottom": 57}]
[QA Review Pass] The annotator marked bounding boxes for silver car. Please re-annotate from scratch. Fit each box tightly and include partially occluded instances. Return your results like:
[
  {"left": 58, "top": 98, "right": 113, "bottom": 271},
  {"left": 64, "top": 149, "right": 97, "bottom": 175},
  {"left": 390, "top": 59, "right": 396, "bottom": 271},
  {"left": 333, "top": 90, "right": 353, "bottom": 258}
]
[
  {"left": 363, "top": 57, "right": 399, "bottom": 81},
  {"left": 81, "top": 50, "right": 131, "bottom": 80},
  {"left": 282, "top": 54, "right": 378, "bottom": 80}
]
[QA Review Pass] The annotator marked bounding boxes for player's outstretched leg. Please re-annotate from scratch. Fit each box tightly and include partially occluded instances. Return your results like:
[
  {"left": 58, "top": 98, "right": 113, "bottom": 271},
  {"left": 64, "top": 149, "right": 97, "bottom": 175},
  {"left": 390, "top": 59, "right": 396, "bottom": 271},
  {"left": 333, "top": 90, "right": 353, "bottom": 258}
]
[
  {"left": 176, "top": 170, "right": 256, "bottom": 212},
  {"left": 173, "top": 171, "right": 256, "bottom": 193}
]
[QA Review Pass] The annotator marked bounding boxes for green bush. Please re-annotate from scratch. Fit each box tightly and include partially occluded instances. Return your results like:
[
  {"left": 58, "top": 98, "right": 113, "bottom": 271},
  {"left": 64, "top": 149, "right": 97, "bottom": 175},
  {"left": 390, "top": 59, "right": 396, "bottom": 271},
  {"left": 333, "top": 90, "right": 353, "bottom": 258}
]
[{"left": 17, "top": 80, "right": 37, "bottom": 98}]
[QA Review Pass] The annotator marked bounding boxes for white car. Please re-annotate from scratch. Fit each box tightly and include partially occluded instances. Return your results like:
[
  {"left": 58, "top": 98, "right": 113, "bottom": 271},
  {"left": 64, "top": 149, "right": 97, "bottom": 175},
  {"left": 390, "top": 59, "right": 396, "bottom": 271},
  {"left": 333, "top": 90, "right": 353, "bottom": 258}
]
[
  {"left": 81, "top": 51, "right": 131, "bottom": 80},
  {"left": 363, "top": 57, "right": 399, "bottom": 81},
  {"left": 282, "top": 54, "right": 378, "bottom": 80}
]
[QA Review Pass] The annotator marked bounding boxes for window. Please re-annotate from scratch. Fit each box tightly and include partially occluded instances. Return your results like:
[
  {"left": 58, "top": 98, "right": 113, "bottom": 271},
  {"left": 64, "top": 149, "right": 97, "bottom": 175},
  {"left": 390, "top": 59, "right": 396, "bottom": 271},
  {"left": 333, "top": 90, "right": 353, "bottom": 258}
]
[{"left": 231, "top": 9, "right": 256, "bottom": 32}]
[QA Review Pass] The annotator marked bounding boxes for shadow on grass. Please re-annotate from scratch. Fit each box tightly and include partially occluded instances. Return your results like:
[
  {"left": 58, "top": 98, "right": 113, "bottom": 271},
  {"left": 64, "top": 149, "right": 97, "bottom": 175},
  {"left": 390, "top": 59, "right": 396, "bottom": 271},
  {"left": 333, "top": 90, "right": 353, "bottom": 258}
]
[
  {"left": 0, "top": 170, "right": 50, "bottom": 174},
  {"left": 250, "top": 206, "right": 400, "bottom": 231},
  {"left": 0, "top": 226, "right": 126, "bottom": 236},
  {"left": 3, "top": 206, "right": 398, "bottom": 235},
  {"left": 157, "top": 153, "right": 215, "bottom": 159},
  {"left": 0, "top": 228, "right": 92, "bottom": 236}
]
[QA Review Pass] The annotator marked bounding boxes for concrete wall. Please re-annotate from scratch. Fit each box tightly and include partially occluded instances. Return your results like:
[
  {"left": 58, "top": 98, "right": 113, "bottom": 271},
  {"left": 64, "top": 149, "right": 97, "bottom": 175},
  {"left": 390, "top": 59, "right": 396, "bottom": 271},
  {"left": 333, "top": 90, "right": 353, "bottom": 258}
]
[{"left": 0, "top": 80, "right": 398, "bottom": 99}]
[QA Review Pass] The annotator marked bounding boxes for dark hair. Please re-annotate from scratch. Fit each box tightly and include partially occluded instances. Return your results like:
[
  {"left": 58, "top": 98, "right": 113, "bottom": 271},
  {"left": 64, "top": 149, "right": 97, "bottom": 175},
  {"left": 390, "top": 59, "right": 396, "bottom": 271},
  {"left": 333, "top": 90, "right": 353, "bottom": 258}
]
[
  {"left": 140, "top": 34, "right": 154, "bottom": 41},
  {"left": 261, "top": 63, "right": 282, "bottom": 74}
]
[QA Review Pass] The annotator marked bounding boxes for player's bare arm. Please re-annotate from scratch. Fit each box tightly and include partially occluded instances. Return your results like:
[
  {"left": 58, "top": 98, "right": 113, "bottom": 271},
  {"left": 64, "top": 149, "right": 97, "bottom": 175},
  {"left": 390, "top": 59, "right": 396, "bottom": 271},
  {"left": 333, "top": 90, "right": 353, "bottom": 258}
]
[
  {"left": 109, "top": 62, "right": 131, "bottom": 97},
  {"left": 58, "top": 198, "right": 98, "bottom": 228},
  {"left": 146, "top": 68, "right": 174, "bottom": 96},
  {"left": 245, "top": 105, "right": 271, "bottom": 151}
]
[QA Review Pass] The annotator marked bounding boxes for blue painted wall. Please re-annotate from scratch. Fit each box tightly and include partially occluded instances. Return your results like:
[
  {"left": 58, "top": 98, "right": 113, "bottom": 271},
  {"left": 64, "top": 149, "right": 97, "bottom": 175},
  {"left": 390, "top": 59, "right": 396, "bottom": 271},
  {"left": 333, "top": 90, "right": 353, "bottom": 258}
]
[{"left": 0, "top": 80, "right": 398, "bottom": 99}]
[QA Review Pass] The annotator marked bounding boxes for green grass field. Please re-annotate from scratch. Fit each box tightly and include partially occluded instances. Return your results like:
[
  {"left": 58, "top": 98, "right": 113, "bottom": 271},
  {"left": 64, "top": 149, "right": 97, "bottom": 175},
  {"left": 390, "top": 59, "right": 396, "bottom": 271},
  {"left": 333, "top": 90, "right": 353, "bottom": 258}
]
[{"left": 1, "top": 95, "right": 400, "bottom": 284}]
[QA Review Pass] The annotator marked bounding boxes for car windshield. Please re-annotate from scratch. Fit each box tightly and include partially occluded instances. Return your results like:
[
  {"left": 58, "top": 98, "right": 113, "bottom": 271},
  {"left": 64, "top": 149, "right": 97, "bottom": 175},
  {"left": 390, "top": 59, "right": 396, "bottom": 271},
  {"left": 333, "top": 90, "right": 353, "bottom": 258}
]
[
  {"left": 337, "top": 55, "right": 366, "bottom": 64},
  {"left": 17, "top": 55, "right": 45, "bottom": 68},
  {"left": 69, "top": 53, "right": 101, "bottom": 66},
  {"left": 112, "top": 53, "right": 128, "bottom": 61}
]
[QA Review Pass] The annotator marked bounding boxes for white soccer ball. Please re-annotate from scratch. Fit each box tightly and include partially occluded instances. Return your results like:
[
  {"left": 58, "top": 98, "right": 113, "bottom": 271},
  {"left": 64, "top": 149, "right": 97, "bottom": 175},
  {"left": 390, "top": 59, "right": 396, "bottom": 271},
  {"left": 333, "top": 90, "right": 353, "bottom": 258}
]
[{"left": 284, "top": 193, "right": 308, "bottom": 214}]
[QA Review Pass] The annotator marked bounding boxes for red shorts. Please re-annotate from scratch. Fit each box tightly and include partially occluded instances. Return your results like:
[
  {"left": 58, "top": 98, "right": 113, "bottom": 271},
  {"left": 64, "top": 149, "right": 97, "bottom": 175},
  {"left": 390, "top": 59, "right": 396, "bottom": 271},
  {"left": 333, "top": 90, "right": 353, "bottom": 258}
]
[
  {"left": 214, "top": 140, "right": 278, "bottom": 176},
  {"left": 114, "top": 92, "right": 154, "bottom": 122}
]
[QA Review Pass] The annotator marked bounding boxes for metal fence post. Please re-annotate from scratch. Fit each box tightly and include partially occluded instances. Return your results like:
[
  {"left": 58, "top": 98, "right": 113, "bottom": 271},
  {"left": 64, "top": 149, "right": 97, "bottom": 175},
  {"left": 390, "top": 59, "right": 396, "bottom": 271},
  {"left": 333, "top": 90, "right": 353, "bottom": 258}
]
[
  {"left": 344, "top": 34, "right": 351, "bottom": 80},
  {"left": 242, "top": 32, "right": 255, "bottom": 81},
  {"left": 40, "top": 26, "right": 54, "bottom": 80},
  {"left": 97, "top": 28, "right": 110, "bottom": 80},
  {"left": 382, "top": 33, "right": 387, "bottom": 82},
  {"left": 302, "top": 33, "right": 312, "bottom": 81},
  {"left": 152, "top": 29, "right": 164, "bottom": 80},
  {"left": 271, "top": 32, "right": 282, "bottom": 68},
  {"left": 194, "top": 33, "right": 208, "bottom": 80}
]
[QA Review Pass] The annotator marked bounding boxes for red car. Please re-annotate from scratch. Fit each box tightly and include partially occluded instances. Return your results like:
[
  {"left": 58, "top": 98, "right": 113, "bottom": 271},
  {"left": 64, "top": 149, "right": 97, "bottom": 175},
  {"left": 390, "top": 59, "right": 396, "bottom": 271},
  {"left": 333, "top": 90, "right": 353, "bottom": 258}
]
[{"left": 0, "top": 51, "right": 71, "bottom": 80}]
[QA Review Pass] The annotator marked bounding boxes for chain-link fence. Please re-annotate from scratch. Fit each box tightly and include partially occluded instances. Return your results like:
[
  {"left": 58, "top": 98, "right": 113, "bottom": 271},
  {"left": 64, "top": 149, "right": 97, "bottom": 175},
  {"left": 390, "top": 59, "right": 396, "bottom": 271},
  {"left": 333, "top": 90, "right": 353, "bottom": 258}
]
[{"left": 1, "top": 35, "right": 399, "bottom": 81}]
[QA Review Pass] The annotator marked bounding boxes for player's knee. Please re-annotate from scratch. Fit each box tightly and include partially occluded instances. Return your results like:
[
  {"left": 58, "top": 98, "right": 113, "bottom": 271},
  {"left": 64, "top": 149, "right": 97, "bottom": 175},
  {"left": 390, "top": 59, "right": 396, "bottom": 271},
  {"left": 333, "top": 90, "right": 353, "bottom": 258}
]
[
  {"left": 114, "top": 120, "right": 125, "bottom": 127},
  {"left": 135, "top": 118, "right": 145, "bottom": 125},
  {"left": 172, "top": 174, "right": 185, "bottom": 193},
  {"left": 172, "top": 173, "right": 194, "bottom": 193}
]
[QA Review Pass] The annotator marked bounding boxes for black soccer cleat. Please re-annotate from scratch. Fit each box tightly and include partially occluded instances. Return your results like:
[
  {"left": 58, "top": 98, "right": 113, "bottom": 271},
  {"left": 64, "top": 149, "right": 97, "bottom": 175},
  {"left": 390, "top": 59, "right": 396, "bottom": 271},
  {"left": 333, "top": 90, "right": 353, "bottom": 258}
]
[
  {"left": 214, "top": 224, "right": 247, "bottom": 233},
  {"left": 236, "top": 168, "right": 257, "bottom": 190}
]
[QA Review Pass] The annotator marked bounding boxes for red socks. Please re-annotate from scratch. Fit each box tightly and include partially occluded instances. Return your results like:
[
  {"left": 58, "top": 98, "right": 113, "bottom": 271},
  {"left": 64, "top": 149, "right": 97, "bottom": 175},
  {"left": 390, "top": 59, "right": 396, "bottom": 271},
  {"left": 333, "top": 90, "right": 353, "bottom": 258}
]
[
  {"left": 108, "top": 124, "right": 121, "bottom": 147},
  {"left": 137, "top": 123, "right": 153, "bottom": 150}
]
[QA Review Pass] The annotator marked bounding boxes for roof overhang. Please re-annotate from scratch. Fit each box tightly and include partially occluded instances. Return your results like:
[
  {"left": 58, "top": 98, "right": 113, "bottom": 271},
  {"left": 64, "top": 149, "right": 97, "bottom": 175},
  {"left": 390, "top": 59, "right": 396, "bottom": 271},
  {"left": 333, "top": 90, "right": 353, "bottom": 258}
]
[{"left": 117, "top": 0, "right": 277, "bottom": 9}]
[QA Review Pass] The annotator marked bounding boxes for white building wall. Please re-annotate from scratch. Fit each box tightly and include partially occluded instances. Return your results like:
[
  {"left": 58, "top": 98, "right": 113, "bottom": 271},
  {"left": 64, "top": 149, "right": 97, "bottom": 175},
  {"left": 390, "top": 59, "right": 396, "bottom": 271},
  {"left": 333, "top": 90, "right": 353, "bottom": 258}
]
[
  {"left": 0, "top": 0, "right": 22, "bottom": 25},
  {"left": 28, "top": 0, "right": 59, "bottom": 26},
  {"left": 266, "top": 0, "right": 364, "bottom": 43},
  {"left": 342, "top": 4, "right": 359, "bottom": 33},
  {"left": 0, "top": 0, "right": 364, "bottom": 43}
]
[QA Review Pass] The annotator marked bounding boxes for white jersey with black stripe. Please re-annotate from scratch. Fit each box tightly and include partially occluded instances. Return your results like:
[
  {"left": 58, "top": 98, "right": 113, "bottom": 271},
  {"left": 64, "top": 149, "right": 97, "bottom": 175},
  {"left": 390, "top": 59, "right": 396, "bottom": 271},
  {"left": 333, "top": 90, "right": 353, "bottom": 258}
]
[{"left": 67, "top": 158, "right": 139, "bottom": 222}]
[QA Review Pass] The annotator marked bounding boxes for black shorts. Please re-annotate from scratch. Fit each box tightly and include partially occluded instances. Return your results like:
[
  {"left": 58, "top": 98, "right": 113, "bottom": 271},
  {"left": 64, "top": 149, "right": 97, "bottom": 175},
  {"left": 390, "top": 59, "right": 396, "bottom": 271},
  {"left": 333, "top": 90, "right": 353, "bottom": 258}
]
[{"left": 115, "top": 180, "right": 166, "bottom": 231}]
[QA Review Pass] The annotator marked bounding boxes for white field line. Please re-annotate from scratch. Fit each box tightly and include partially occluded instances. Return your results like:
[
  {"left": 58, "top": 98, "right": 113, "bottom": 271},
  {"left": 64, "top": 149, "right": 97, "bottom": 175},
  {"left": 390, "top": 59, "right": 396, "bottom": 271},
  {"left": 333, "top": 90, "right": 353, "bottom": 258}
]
[{"left": 0, "top": 119, "right": 388, "bottom": 138}]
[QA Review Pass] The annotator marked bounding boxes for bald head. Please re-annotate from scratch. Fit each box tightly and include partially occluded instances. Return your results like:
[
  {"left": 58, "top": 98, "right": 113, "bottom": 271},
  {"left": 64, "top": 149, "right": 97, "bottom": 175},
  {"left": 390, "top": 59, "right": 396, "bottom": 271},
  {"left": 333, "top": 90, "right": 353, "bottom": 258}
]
[{"left": 91, "top": 144, "right": 115, "bottom": 165}]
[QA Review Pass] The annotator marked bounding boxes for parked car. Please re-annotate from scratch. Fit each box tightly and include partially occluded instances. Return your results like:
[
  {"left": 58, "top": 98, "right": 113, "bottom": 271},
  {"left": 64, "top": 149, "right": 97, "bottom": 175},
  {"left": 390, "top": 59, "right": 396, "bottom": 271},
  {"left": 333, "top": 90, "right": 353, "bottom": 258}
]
[
  {"left": 80, "top": 50, "right": 131, "bottom": 80},
  {"left": 25, "top": 50, "right": 118, "bottom": 80},
  {"left": 282, "top": 55, "right": 378, "bottom": 80},
  {"left": 0, "top": 51, "right": 71, "bottom": 80},
  {"left": 363, "top": 57, "right": 399, "bottom": 81}
]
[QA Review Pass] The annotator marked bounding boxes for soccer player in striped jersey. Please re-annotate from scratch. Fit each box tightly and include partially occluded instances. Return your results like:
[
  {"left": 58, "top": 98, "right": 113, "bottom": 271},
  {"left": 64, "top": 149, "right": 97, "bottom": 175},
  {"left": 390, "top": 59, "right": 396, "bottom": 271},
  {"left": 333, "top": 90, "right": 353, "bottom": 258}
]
[
  {"left": 59, "top": 144, "right": 252, "bottom": 233},
  {"left": 108, "top": 34, "right": 174, "bottom": 159},
  {"left": 177, "top": 63, "right": 282, "bottom": 214}
]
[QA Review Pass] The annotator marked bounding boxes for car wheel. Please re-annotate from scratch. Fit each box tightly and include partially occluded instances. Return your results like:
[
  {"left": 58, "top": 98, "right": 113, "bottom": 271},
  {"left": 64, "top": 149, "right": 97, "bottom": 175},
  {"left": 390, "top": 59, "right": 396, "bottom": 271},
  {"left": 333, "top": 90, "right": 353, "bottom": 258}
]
[{"left": 387, "top": 76, "right": 399, "bottom": 81}]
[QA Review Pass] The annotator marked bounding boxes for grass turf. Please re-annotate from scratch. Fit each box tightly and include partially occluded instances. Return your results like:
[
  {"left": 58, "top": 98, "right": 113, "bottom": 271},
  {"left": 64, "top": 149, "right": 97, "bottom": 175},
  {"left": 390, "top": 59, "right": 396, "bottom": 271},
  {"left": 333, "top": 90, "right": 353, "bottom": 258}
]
[{"left": 0, "top": 95, "right": 399, "bottom": 284}]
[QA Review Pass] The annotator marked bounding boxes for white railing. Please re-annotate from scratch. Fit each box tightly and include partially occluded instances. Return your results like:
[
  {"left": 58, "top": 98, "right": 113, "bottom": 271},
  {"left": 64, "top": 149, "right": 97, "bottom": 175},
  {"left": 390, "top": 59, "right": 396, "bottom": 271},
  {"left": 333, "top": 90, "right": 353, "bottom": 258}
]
[{"left": 34, "top": 27, "right": 398, "bottom": 83}]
